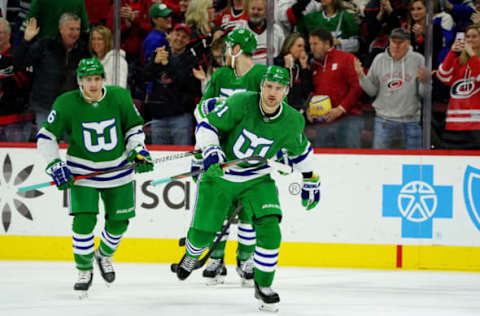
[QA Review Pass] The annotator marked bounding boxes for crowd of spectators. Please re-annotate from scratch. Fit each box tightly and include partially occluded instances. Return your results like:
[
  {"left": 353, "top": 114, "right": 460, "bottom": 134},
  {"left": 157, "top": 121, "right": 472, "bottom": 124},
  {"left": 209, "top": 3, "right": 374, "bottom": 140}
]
[{"left": 0, "top": 0, "right": 479, "bottom": 149}]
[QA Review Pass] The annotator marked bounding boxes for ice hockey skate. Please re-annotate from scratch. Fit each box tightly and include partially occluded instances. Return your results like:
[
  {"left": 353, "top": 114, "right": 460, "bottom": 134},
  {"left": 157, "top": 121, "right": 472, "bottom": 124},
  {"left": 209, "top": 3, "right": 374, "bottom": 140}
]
[
  {"left": 94, "top": 249, "right": 115, "bottom": 284},
  {"left": 202, "top": 258, "right": 227, "bottom": 285},
  {"left": 74, "top": 269, "right": 93, "bottom": 299},
  {"left": 254, "top": 281, "right": 280, "bottom": 312},
  {"left": 236, "top": 256, "right": 254, "bottom": 287},
  {"left": 176, "top": 254, "right": 199, "bottom": 280}
]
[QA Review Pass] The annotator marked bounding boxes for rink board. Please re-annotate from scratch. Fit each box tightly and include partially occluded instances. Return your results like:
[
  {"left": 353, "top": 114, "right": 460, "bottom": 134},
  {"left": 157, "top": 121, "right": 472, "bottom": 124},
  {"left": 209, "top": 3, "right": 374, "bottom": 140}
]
[{"left": 0, "top": 144, "right": 480, "bottom": 271}]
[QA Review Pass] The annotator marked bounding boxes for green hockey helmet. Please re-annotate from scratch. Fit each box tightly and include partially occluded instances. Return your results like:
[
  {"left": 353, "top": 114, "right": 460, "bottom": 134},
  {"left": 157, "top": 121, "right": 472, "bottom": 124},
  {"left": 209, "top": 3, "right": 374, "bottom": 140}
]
[
  {"left": 224, "top": 28, "right": 257, "bottom": 55},
  {"left": 77, "top": 58, "right": 105, "bottom": 78},
  {"left": 262, "top": 65, "right": 290, "bottom": 86}
]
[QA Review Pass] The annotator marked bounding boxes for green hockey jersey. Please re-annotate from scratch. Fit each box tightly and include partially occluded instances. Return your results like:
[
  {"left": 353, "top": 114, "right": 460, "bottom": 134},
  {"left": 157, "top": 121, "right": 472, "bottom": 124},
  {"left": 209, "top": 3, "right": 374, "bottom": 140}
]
[
  {"left": 37, "top": 86, "right": 145, "bottom": 188},
  {"left": 297, "top": 10, "right": 359, "bottom": 40},
  {"left": 196, "top": 91, "right": 314, "bottom": 182},
  {"left": 195, "top": 64, "right": 268, "bottom": 120}
]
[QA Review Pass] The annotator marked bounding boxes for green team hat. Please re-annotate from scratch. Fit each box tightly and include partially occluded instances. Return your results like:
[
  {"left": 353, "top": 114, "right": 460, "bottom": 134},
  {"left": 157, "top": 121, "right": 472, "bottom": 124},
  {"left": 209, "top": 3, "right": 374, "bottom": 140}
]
[
  {"left": 149, "top": 3, "right": 172, "bottom": 18},
  {"left": 77, "top": 58, "right": 104, "bottom": 77},
  {"left": 225, "top": 28, "right": 257, "bottom": 55},
  {"left": 263, "top": 65, "right": 290, "bottom": 86}
]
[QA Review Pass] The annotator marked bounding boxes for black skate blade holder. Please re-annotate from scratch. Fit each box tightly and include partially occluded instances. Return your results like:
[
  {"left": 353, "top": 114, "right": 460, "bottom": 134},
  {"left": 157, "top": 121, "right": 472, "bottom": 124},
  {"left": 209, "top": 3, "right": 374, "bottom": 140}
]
[{"left": 170, "top": 205, "right": 243, "bottom": 273}]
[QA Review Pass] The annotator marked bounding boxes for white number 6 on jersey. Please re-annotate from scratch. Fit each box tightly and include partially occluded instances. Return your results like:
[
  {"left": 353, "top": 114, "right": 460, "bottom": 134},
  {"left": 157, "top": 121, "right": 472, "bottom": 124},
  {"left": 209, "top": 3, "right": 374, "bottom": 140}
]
[{"left": 47, "top": 110, "right": 56, "bottom": 124}]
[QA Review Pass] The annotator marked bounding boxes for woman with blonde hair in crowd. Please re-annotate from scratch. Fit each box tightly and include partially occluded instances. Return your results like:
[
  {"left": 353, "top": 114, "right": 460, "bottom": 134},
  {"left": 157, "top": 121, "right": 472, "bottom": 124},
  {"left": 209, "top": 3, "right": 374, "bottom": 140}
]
[
  {"left": 185, "top": 0, "right": 223, "bottom": 41},
  {"left": 436, "top": 24, "right": 480, "bottom": 149},
  {"left": 89, "top": 25, "right": 128, "bottom": 88},
  {"left": 273, "top": 32, "right": 312, "bottom": 112}
]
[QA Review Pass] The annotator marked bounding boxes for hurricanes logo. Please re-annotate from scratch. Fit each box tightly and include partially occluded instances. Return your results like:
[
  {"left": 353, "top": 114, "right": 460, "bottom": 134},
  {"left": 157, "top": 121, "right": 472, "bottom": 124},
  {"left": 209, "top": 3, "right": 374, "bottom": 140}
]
[
  {"left": 0, "top": 154, "right": 43, "bottom": 232},
  {"left": 387, "top": 78, "right": 403, "bottom": 90},
  {"left": 450, "top": 78, "right": 480, "bottom": 99}
]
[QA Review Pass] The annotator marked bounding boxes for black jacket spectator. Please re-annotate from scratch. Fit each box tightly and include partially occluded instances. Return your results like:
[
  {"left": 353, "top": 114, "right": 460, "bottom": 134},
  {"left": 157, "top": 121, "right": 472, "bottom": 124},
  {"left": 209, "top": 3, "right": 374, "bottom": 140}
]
[
  {"left": 0, "top": 45, "right": 30, "bottom": 116},
  {"left": 144, "top": 47, "right": 201, "bottom": 119},
  {"left": 13, "top": 35, "right": 89, "bottom": 113},
  {"left": 273, "top": 55, "right": 312, "bottom": 112},
  {"left": 364, "top": 0, "right": 409, "bottom": 66}
]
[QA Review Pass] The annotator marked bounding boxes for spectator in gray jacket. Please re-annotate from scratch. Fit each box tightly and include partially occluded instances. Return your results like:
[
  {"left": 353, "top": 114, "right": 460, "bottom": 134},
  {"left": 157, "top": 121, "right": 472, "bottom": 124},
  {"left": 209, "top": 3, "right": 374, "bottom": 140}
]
[{"left": 354, "top": 27, "right": 427, "bottom": 149}]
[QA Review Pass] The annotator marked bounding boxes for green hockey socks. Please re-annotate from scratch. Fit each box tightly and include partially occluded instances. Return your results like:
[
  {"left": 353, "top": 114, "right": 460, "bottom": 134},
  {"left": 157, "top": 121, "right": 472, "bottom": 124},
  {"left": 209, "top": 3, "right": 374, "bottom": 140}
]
[
  {"left": 72, "top": 213, "right": 128, "bottom": 270},
  {"left": 186, "top": 227, "right": 214, "bottom": 258},
  {"left": 72, "top": 213, "right": 97, "bottom": 271},
  {"left": 253, "top": 215, "right": 281, "bottom": 287}
]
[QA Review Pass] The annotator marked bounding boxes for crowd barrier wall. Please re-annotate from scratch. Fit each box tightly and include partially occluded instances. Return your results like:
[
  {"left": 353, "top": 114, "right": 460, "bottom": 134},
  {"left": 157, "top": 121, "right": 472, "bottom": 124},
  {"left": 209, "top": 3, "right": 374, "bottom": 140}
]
[{"left": 1, "top": 143, "right": 479, "bottom": 271}]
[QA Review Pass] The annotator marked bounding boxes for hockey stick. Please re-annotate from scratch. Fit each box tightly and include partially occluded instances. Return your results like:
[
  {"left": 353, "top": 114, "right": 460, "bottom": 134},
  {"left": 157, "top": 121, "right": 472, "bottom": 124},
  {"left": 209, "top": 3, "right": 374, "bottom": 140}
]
[
  {"left": 17, "top": 150, "right": 201, "bottom": 193},
  {"left": 150, "top": 154, "right": 292, "bottom": 187},
  {"left": 17, "top": 163, "right": 138, "bottom": 193},
  {"left": 170, "top": 204, "right": 243, "bottom": 273}
]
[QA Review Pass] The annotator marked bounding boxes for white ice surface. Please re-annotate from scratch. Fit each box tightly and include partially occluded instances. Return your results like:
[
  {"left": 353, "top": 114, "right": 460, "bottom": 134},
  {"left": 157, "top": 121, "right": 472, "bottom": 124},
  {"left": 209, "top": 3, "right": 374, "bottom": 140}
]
[{"left": 0, "top": 261, "right": 479, "bottom": 316}]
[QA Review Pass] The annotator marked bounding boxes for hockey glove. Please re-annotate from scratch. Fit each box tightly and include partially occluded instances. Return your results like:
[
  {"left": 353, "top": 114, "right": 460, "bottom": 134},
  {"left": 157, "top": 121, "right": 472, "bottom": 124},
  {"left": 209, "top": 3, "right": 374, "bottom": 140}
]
[
  {"left": 46, "top": 159, "right": 73, "bottom": 190},
  {"left": 190, "top": 153, "right": 203, "bottom": 182},
  {"left": 202, "top": 145, "right": 225, "bottom": 178},
  {"left": 301, "top": 173, "right": 321, "bottom": 211},
  {"left": 128, "top": 145, "right": 154, "bottom": 173}
]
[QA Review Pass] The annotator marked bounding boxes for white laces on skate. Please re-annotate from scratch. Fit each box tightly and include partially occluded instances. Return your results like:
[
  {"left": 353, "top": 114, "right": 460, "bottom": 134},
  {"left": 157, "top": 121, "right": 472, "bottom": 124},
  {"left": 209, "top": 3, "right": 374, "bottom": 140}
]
[
  {"left": 181, "top": 256, "right": 197, "bottom": 272},
  {"left": 99, "top": 255, "right": 114, "bottom": 273},
  {"left": 205, "top": 258, "right": 223, "bottom": 272},
  {"left": 241, "top": 256, "right": 254, "bottom": 273},
  {"left": 77, "top": 270, "right": 92, "bottom": 283},
  {"left": 260, "top": 286, "right": 275, "bottom": 296}
]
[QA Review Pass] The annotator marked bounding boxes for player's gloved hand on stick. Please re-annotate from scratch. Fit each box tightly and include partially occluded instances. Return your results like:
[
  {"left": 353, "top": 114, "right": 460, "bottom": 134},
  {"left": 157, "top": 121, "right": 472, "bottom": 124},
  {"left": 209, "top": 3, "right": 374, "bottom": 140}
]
[
  {"left": 46, "top": 159, "right": 74, "bottom": 190},
  {"left": 301, "top": 173, "right": 320, "bottom": 210},
  {"left": 202, "top": 145, "right": 225, "bottom": 178},
  {"left": 128, "top": 145, "right": 154, "bottom": 173},
  {"left": 190, "top": 153, "right": 203, "bottom": 182}
]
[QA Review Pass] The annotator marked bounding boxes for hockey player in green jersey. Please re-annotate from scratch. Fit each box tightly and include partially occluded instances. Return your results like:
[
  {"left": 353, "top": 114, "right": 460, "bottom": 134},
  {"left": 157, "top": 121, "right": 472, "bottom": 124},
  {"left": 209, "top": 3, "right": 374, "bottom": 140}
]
[
  {"left": 194, "top": 28, "right": 268, "bottom": 121},
  {"left": 192, "top": 28, "right": 269, "bottom": 286},
  {"left": 176, "top": 65, "right": 321, "bottom": 312},
  {"left": 36, "top": 58, "right": 153, "bottom": 298}
]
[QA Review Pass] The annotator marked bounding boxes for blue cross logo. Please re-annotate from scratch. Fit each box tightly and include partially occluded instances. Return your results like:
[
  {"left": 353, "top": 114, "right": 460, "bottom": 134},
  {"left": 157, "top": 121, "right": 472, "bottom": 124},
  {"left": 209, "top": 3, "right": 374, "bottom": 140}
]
[{"left": 382, "top": 165, "right": 453, "bottom": 238}]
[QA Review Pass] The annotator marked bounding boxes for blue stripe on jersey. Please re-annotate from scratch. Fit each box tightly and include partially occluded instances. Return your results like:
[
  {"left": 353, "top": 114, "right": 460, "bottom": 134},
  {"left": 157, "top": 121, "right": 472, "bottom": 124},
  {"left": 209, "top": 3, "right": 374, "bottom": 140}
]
[
  {"left": 36, "top": 133, "right": 52, "bottom": 141},
  {"left": 67, "top": 159, "right": 128, "bottom": 172},
  {"left": 196, "top": 121, "right": 218, "bottom": 136},
  {"left": 290, "top": 145, "right": 312, "bottom": 164},
  {"left": 225, "top": 164, "right": 269, "bottom": 176},
  {"left": 125, "top": 129, "right": 144, "bottom": 143},
  {"left": 72, "top": 168, "right": 133, "bottom": 181}
]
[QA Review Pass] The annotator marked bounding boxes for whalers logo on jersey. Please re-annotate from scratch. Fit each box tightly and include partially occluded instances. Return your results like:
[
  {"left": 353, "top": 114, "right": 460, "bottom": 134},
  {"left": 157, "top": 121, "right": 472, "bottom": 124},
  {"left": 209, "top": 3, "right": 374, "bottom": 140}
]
[
  {"left": 233, "top": 128, "right": 273, "bottom": 159},
  {"left": 219, "top": 88, "right": 247, "bottom": 98},
  {"left": 82, "top": 118, "right": 118, "bottom": 153}
]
